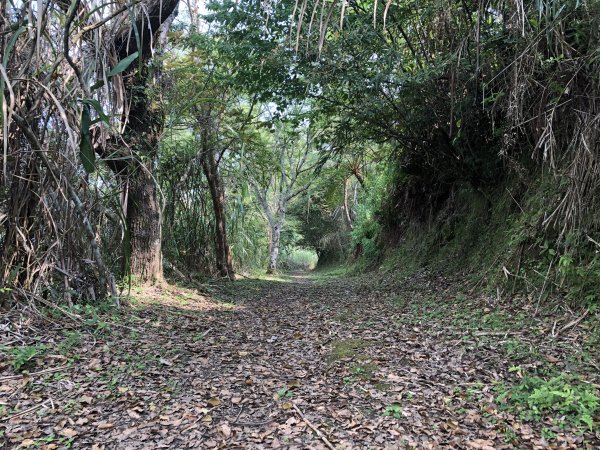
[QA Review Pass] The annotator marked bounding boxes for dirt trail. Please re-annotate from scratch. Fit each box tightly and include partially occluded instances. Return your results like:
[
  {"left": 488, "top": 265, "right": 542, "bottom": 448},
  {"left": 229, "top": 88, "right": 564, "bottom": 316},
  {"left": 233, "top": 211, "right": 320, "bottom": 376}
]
[{"left": 1, "top": 273, "right": 598, "bottom": 449}]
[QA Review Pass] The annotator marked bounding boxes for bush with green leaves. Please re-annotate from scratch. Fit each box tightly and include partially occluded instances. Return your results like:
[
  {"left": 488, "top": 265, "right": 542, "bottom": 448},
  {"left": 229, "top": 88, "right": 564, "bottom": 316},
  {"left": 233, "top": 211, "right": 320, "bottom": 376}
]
[{"left": 496, "top": 375, "right": 599, "bottom": 430}]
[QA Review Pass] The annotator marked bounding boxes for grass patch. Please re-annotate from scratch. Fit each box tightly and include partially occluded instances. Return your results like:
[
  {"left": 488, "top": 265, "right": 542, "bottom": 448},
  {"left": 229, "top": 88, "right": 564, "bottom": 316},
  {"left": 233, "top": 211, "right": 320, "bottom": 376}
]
[
  {"left": 280, "top": 247, "right": 318, "bottom": 271},
  {"left": 311, "top": 266, "right": 349, "bottom": 283},
  {"left": 502, "top": 337, "right": 540, "bottom": 361},
  {"left": 333, "top": 309, "right": 356, "bottom": 323},
  {"left": 328, "top": 339, "right": 369, "bottom": 362},
  {"left": 374, "top": 382, "right": 392, "bottom": 391}
]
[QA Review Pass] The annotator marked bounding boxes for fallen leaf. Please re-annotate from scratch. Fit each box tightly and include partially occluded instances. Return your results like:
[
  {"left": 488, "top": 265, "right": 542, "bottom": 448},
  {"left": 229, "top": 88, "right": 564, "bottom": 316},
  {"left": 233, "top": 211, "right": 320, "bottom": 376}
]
[
  {"left": 218, "top": 422, "right": 232, "bottom": 438},
  {"left": 207, "top": 398, "right": 221, "bottom": 407},
  {"left": 127, "top": 409, "right": 141, "bottom": 419},
  {"left": 59, "top": 428, "right": 78, "bottom": 438},
  {"left": 466, "top": 440, "right": 495, "bottom": 450},
  {"left": 80, "top": 395, "right": 94, "bottom": 404},
  {"left": 287, "top": 379, "right": 301, "bottom": 389}
]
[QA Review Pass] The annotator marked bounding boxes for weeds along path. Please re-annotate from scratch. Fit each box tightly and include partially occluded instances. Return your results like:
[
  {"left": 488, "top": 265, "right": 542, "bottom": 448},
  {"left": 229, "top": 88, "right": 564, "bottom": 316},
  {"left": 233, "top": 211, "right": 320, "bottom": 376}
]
[{"left": 1, "top": 272, "right": 599, "bottom": 449}]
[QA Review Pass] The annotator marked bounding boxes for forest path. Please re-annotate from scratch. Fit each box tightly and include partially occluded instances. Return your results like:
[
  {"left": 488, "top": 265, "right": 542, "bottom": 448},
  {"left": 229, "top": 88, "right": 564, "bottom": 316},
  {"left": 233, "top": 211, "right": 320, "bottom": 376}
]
[{"left": 2, "top": 271, "right": 598, "bottom": 449}]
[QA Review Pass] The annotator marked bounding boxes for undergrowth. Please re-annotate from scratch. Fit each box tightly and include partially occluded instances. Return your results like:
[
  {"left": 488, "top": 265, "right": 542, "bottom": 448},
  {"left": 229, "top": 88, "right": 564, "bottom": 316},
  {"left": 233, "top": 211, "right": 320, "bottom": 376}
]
[
  {"left": 495, "top": 374, "right": 600, "bottom": 431},
  {"left": 353, "top": 174, "right": 600, "bottom": 308},
  {"left": 1, "top": 344, "right": 48, "bottom": 372}
]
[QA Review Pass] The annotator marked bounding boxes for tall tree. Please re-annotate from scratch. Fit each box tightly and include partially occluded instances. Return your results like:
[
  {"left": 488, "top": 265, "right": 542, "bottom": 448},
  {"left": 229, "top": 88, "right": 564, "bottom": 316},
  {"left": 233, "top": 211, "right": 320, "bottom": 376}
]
[
  {"left": 111, "top": 0, "right": 180, "bottom": 283},
  {"left": 198, "top": 112, "right": 235, "bottom": 279},
  {"left": 163, "top": 33, "right": 239, "bottom": 279},
  {"left": 247, "top": 120, "right": 319, "bottom": 273},
  {"left": 1, "top": 0, "right": 180, "bottom": 301}
]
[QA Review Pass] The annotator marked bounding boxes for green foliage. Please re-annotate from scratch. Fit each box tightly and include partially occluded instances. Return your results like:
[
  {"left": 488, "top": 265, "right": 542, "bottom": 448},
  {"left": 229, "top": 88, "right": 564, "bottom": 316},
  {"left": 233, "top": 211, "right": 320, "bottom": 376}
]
[
  {"left": 280, "top": 247, "right": 318, "bottom": 271},
  {"left": 351, "top": 168, "right": 392, "bottom": 261},
  {"left": 496, "top": 375, "right": 599, "bottom": 430},
  {"left": 3, "top": 344, "right": 48, "bottom": 372},
  {"left": 557, "top": 247, "right": 600, "bottom": 306},
  {"left": 58, "top": 331, "right": 83, "bottom": 355},
  {"left": 383, "top": 404, "right": 402, "bottom": 419},
  {"left": 107, "top": 51, "right": 139, "bottom": 78},
  {"left": 328, "top": 339, "right": 369, "bottom": 362},
  {"left": 276, "top": 387, "right": 294, "bottom": 399}
]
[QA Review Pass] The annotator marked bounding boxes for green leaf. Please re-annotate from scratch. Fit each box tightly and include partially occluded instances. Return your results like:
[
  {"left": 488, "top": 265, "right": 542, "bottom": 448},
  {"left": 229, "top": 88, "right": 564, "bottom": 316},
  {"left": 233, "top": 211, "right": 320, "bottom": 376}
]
[
  {"left": 3, "top": 26, "right": 26, "bottom": 66},
  {"left": 91, "top": 50, "right": 140, "bottom": 90},
  {"left": 1, "top": 26, "right": 27, "bottom": 127},
  {"left": 79, "top": 105, "right": 96, "bottom": 173},
  {"left": 107, "top": 51, "right": 139, "bottom": 78},
  {"left": 81, "top": 99, "right": 110, "bottom": 125},
  {"left": 90, "top": 80, "right": 104, "bottom": 91}
]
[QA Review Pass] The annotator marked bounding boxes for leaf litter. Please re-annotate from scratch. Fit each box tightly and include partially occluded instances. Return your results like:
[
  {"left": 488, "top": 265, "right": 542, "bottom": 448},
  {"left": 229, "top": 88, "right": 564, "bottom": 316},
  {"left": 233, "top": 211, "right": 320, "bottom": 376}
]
[{"left": 1, "top": 271, "right": 599, "bottom": 449}]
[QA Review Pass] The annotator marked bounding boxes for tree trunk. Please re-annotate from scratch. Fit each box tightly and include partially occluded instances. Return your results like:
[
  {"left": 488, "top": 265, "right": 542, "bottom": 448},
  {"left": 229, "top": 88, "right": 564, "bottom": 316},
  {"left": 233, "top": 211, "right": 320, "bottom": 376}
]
[
  {"left": 343, "top": 177, "right": 354, "bottom": 229},
  {"left": 126, "top": 166, "right": 163, "bottom": 283},
  {"left": 267, "top": 223, "right": 281, "bottom": 274},
  {"left": 108, "top": 0, "right": 180, "bottom": 283},
  {"left": 122, "top": 66, "right": 164, "bottom": 284},
  {"left": 201, "top": 142, "right": 234, "bottom": 280}
]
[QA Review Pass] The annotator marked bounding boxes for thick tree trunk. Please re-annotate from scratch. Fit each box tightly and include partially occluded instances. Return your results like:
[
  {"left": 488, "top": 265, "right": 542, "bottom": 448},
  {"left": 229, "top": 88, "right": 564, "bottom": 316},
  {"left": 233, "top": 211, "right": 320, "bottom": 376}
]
[
  {"left": 122, "top": 67, "right": 164, "bottom": 284},
  {"left": 126, "top": 166, "right": 163, "bottom": 283},
  {"left": 201, "top": 143, "right": 234, "bottom": 280},
  {"left": 267, "top": 223, "right": 281, "bottom": 274},
  {"left": 107, "top": 0, "right": 180, "bottom": 283}
]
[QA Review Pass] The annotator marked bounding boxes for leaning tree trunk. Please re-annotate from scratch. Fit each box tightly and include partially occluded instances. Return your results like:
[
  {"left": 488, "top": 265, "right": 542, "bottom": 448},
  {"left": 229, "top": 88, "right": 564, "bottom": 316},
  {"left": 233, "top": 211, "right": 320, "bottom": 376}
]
[{"left": 201, "top": 138, "right": 234, "bottom": 280}]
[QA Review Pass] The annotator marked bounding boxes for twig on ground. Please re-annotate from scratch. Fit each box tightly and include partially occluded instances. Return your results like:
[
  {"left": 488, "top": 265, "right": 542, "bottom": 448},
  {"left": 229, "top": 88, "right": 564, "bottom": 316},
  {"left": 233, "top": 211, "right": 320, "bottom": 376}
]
[
  {"left": 0, "top": 365, "right": 68, "bottom": 382},
  {"left": 292, "top": 404, "right": 335, "bottom": 450},
  {"left": 1, "top": 393, "right": 71, "bottom": 422},
  {"left": 555, "top": 308, "right": 589, "bottom": 337},
  {"left": 233, "top": 406, "right": 244, "bottom": 423},
  {"left": 232, "top": 418, "right": 275, "bottom": 426}
]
